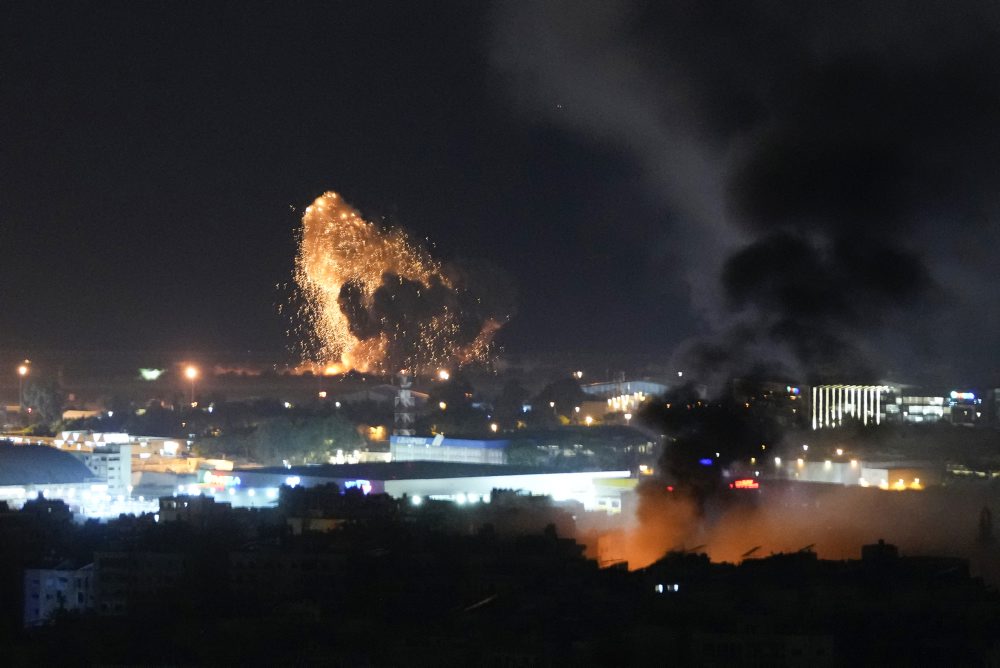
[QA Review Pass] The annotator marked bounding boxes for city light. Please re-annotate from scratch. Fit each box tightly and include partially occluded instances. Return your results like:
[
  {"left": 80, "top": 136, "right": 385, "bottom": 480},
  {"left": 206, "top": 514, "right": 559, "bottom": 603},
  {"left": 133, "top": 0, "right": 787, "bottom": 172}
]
[
  {"left": 184, "top": 365, "right": 199, "bottom": 405},
  {"left": 17, "top": 360, "right": 29, "bottom": 413},
  {"left": 437, "top": 369, "right": 450, "bottom": 381},
  {"left": 139, "top": 368, "right": 164, "bottom": 381}
]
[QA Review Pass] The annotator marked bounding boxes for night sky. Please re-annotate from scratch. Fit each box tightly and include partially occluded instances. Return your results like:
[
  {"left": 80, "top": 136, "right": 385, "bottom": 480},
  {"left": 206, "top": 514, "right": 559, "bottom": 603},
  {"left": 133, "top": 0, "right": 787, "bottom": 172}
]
[{"left": 3, "top": 1, "right": 1000, "bottom": 383}]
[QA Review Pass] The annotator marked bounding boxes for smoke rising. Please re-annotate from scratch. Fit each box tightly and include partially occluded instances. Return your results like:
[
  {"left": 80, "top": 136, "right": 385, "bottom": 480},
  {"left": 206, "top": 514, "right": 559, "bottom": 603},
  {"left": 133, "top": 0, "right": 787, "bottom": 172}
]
[
  {"left": 493, "top": 1, "right": 1000, "bottom": 576},
  {"left": 618, "top": 482, "right": 1000, "bottom": 585},
  {"left": 491, "top": 0, "right": 1000, "bottom": 381}
]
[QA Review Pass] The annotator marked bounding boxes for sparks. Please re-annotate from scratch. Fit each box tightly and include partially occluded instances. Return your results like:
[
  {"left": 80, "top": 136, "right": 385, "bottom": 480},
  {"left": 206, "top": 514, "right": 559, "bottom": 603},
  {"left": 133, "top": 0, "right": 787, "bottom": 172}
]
[{"left": 293, "top": 192, "right": 505, "bottom": 374}]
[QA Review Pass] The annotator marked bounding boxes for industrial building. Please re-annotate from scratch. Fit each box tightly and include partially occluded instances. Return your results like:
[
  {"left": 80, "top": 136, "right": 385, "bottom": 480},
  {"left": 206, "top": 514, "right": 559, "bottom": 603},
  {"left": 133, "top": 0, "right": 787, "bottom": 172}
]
[
  {"left": 0, "top": 443, "right": 155, "bottom": 518},
  {"left": 390, "top": 434, "right": 509, "bottom": 465},
  {"left": 232, "top": 461, "right": 634, "bottom": 513},
  {"left": 0, "top": 444, "right": 96, "bottom": 507},
  {"left": 74, "top": 444, "right": 132, "bottom": 495},
  {"left": 773, "top": 457, "right": 940, "bottom": 490}
]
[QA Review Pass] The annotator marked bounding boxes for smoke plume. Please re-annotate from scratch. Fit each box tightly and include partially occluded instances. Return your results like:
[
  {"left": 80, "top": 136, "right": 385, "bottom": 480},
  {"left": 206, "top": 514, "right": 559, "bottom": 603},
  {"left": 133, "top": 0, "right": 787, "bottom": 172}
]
[{"left": 491, "top": 0, "right": 1000, "bottom": 382}]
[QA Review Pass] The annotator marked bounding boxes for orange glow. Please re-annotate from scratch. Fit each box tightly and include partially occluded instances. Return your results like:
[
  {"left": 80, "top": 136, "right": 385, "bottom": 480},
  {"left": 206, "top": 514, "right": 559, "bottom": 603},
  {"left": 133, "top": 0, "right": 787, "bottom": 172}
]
[
  {"left": 184, "top": 365, "right": 198, "bottom": 380},
  {"left": 293, "top": 192, "right": 504, "bottom": 373}
]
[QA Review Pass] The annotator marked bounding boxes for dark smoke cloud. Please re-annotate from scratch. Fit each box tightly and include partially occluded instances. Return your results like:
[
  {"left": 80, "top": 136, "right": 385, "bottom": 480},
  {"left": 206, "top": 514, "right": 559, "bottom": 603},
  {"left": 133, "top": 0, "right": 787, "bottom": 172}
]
[
  {"left": 491, "top": 0, "right": 1000, "bottom": 382},
  {"left": 337, "top": 262, "right": 516, "bottom": 370}
]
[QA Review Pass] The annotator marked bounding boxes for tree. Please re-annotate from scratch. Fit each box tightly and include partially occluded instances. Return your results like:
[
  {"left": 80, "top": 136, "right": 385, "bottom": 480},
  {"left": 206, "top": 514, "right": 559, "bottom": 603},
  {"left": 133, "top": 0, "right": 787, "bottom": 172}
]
[
  {"left": 23, "top": 377, "right": 65, "bottom": 431},
  {"left": 494, "top": 379, "right": 529, "bottom": 428},
  {"left": 533, "top": 378, "right": 587, "bottom": 423}
]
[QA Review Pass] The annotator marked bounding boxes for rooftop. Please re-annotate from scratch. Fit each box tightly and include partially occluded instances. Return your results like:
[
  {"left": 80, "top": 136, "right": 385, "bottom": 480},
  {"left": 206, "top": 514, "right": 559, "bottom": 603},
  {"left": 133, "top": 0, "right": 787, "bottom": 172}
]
[
  {"left": 0, "top": 443, "right": 94, "bottom": 486},
  {"left": 239, "top": 461, "right": 619, "bottom": 481}
]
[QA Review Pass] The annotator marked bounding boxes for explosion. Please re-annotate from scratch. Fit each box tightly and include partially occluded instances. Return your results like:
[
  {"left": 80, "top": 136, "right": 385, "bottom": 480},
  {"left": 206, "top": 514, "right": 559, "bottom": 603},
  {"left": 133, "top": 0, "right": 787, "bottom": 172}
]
[{"left": 293, "top": 192, "right": 511, "bottom": 374}]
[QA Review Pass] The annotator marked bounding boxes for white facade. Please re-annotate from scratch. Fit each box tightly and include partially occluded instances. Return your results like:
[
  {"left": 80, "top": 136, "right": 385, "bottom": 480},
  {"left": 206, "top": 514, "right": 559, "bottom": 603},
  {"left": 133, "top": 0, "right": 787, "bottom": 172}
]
[
  {"left": 76, "top": 445, "right": 132, "bottom": 494},
  {"left": 386, "top": 470, "right": 633, "bottom": 513},
  {"left": 811, "top": 385, "right": 890, "bottom": 429}
]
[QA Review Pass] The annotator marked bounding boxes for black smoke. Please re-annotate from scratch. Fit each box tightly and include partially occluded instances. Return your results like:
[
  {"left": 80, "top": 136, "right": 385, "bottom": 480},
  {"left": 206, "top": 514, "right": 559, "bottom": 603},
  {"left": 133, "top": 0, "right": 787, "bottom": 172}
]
[
  {"left": 492, "top": 0, "right": 1000, "bottom": 383},
  {"left": 337, "top": 262, "right": 515, "bottom": 372}
]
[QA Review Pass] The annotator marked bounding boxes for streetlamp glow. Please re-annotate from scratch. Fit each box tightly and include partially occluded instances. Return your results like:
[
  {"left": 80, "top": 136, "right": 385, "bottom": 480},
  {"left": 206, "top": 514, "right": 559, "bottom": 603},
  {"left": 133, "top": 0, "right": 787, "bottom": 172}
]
[
  {"left": 17, "top": 361, "right": 29, "bottom": 413},
  {"left": 184, "top": 365, "right": 199, "bottom": 405},
  {"left": 437, "top": 369, "right": 450, "bottom": 381}
]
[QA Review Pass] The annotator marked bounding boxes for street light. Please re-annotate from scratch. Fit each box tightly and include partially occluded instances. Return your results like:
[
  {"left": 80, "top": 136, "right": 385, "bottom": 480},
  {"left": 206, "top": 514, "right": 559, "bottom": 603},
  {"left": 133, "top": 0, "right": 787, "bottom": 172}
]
[
  {"left": 185, "top": 365, "right": 199, "bottom": 405},
  {"left": 17, "top": 361, "right": 29, "bottom": 413}
]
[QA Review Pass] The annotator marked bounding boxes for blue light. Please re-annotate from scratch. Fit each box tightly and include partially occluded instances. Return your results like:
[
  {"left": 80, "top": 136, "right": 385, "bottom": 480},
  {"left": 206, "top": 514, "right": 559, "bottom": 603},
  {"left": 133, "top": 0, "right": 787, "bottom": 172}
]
[{"left": 698, "top": 458, "right": 713, "bottom": 466}]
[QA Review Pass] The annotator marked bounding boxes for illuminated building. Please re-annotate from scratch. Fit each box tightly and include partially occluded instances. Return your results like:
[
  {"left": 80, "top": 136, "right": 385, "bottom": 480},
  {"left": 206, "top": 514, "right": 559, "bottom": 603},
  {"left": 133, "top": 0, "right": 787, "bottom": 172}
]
[
  {"left": 394, "top": 372, "right": 416, "bottom": 436},
  {"left": 810, "top": 384, "right": 890, "bottom": 429},
  {"left": 882, "top": 389, "right": 981, "bottom": 425},
  {"left": 774, "top": 457, "right": 938, "bottom": 489},
  {"left": 0, "top": 443, "right": 95, "bottom": 506},
  {"left": 234, "top": 462, "right": 634, "bottom": 513},
  {"left": 391, "top": 434, "right": 509, "bottom": 465},
  {"left": 74, "top": 444, "right": 132, "bottom": 496},
  {"left": 581, "top": 379, "right": 670, "bottom": 398}
]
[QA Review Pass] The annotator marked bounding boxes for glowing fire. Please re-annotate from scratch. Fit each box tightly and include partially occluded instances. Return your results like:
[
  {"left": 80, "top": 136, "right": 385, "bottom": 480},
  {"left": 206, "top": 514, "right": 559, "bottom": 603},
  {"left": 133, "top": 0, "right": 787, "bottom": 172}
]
[{"left": 293, "top": 192, "right": 505, "bottom": 373}]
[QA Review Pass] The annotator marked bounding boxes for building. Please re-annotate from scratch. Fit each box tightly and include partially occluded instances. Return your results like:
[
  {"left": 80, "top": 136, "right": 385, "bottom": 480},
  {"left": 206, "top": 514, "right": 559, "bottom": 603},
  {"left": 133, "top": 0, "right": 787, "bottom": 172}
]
[
  {"left": 0, "top": 443, "right": 96, "bottom": 507},
  {"left": 881, "top": 388, "right": 982, "bottom": 425},
  {"left": 158, "top": 494, "right": 232, "bottom": 527},
  {"left": 581, "top": 379, "right": 671, "bottom": 398},
  {"left": 23, "top": 563, "right": 94, "bottom": 627},
  {"left": 74, "top": 444, "right": 132, "bottom": 495},
  {"left": 234, "top": 461, "right": 634, "bottom": 513},
  {"left": 580, "top": 378, "right": 665, "bottom": 420},
  {"left": 774, "top": 458, "right": 940, "bottom": 489},
  {"left": 811, "top": 385, "right": 891, "bottom": 429},
  {"left": 884, "top": 393, "right": 947, "bottom": 423},
  {"left": 390, "top": 434, "right": 509, "bottom": 465}
]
